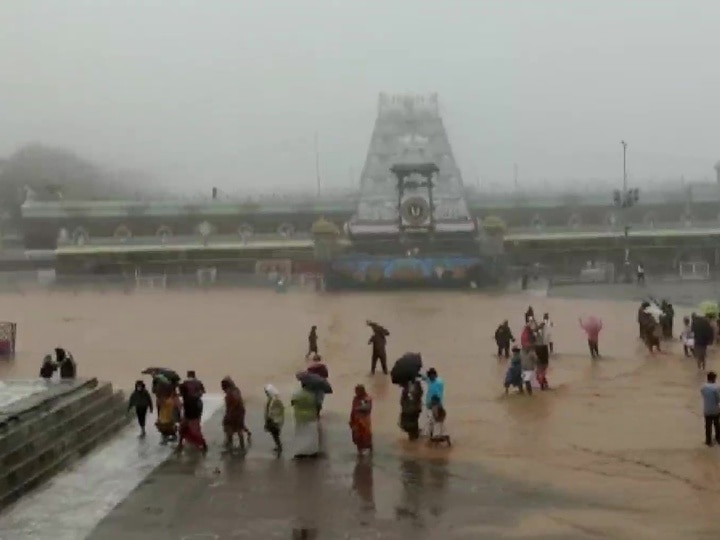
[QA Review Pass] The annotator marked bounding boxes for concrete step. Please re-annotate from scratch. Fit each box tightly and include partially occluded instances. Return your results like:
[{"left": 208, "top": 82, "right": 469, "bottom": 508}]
[
  {"left": 0, "top": 382, "right": 130, "bottom": 510},
  {"left": 0, "top": 382, "right": 114, "bottom": 468}
]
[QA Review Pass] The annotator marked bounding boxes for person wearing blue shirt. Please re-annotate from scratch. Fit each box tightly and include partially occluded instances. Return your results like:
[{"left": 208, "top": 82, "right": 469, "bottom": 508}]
[
  {"left": 421, "top": 368, "right": 444, "bottom": 436},
  {"left": 701, "top": 371, "right": 720, "bottom": 446},
  {"left": 422, "top": 368, "right": 444, "bottom": 407}
]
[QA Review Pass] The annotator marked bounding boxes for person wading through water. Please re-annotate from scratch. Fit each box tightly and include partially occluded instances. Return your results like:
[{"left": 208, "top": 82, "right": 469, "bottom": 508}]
[
  {"left": 308, "top": 325, "right": 318, "bottom": 356},
  {"left": 579, "top": 316, "right": 602, "bottom": 359},
  {"left": 692, "top": 313, "right": 714, "bottom": 371},
  {"left": 349, "top": 384, "right": 373, "bottom": 455},
  {"left": 39, "top": 355, "right": 56, "bottom": 380},
  {"left": 367, "top": 320, "right": 389, "bottom": 375},
  {"left": 399, "top": 378, "right": 423, "bottom": 440},
  {"left": 494, "top": 320, "right": 514, "bottom": 359},
  {"left": 535, "top": 321, "right": 550, "bottom": 390},
  {"left": 701, "top": 371, "right": 720, "bottom": 447},
  {"left": 55, "top": 348, "right": 77, "bottom": 379}
]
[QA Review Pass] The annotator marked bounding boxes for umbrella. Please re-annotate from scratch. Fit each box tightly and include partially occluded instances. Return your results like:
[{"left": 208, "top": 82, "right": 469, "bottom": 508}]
[
  {"left": 580, "top": 316, "right": 602, "bottom": 333},
  {"left": 141, "top": 367, "right": 180, "bottom": 384},
  {"left": 296, "top": 371, "right": 333, "bottom": 394},
  {"left": 368, "top": 321, "right": 390, "bottom": 337},
  {"left": 390, "top": 352, "right": 423, "bottom": 386},
  {"left": 699, "top": 301, "right": 719, "bottom": 318}
]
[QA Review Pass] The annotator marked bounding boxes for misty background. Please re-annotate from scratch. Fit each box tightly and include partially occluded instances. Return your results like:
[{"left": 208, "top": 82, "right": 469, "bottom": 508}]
[{"left": 1, "top": 0, "right": 719, "bottom": 199}]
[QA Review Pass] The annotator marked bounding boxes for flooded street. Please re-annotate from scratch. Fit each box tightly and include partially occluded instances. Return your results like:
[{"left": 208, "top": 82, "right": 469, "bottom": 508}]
[{"left": 1, "top": 288, "right": 719, "bottom": 538}]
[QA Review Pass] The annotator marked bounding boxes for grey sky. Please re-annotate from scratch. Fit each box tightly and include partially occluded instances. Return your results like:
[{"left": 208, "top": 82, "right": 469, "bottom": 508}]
[{"left": 1, "top": 0, "right": 718, "bottom": 194}]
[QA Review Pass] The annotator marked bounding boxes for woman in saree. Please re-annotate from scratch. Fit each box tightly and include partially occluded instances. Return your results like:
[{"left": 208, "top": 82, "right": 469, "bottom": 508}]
[
  {"left": 177, "top": 386, "right": 208, "bottom": 453},
  {"left": 221, "top": 377, "right": 250, "bottom": 452},
  {"left": 399, "top": 378, "right": 423, "bottom": 441},
  {"left": 349, "top": 384, "right": 373, "bottom": 455},
  {"left": 155, "top": 392, "right": 178, "bottom": 444},
  {"left": 291, "top": 382, "right": 321, "bottom": 458}
]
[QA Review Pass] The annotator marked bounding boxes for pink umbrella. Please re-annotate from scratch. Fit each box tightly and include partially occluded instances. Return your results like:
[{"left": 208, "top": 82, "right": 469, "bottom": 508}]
[{"left": 579, "top": 316, "right": 603, "bottom": 338}]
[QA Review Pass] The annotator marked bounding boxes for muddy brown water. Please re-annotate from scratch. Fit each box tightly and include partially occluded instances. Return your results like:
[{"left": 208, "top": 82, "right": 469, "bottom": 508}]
[{"left": 1, "top": 289, "right": 719, "bottom": 538}]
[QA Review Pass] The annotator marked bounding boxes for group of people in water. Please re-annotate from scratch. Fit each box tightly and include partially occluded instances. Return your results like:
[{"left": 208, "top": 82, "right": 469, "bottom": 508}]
[
  {"left": 123, "top": 318, "right": 450, "bottom": 459},
  {"left": 39, "top": 347, "right": 77, "bottom": 380},
  {"left": 497, "top": 308, "right": 557, "bottom": 395}
]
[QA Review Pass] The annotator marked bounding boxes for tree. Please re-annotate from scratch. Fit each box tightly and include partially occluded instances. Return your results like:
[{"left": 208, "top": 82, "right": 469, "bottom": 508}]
[{"left": 0, "top": 144, "right": 154, "bottom": 225}]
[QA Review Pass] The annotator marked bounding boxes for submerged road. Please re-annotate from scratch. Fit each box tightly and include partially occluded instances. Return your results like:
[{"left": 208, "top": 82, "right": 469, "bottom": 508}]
[{"left": 2, "top": 289, "right": 720, "bottom": 538}]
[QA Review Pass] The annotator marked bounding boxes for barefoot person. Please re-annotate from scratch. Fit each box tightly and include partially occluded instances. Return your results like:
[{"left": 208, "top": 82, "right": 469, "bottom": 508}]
[
  {"left": 701, "top": 371, "right": 720, "bottom": 447},
  {"left": 692, "top": 314, "right": 714, "bottom": 371},
  {"left": 221, "top": 377, "right": 249, "bottom": 452},
  {"left": 349, "top": 384, "right": 373, "bottom": 455},
  {"left": 291, "top": 381, "right": 321, "bottom": 458},
  {"left": 399, "top": 378, "right": 423, "bottom": 440},
  {"left": 504, "top": 346, "right": 524, "bottom": 394},
  {"left": 128, "top": 380, "right": 153, "bottom": 437},
  {"left": 264, "top": 384, "right": 285, "bottom": 455},
  {"left": 579, "top": 316, "right": 602, "bottom": 359},
  {"left": 494, "top": 320, "right": 514, "bottom": 359},
  {"left": 367, "top": 320, "right": 389, "bottom": 375},
  {"left": 308, "top": 325, "right": 318, "bottom": 356},
  {"left": 177, "top": 375, "right": 207, "bottom": 453}
]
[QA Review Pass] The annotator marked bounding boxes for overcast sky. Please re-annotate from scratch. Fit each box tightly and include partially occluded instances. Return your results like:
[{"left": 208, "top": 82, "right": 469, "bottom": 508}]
[{"left": 1, "top": 0, "right": 719, "bottom": 194}]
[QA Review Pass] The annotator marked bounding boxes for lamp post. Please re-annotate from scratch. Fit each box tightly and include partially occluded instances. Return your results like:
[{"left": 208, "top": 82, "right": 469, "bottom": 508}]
[{"left": 613, "top": 141, "right": 640, "bottom": 282}]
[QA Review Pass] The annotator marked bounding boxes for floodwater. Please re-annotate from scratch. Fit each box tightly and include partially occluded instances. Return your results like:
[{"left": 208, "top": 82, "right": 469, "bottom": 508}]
[{"left": 1, "top": 288, "right": 719, "bottom": 538}]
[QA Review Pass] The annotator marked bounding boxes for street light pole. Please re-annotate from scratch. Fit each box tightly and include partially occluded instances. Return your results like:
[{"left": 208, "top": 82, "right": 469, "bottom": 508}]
[
  {"left": 621, "top": 140, "right": 627, "bottom": 193},
  {"left": 613, "top": 140, "right": 640, "bottom": 282}
]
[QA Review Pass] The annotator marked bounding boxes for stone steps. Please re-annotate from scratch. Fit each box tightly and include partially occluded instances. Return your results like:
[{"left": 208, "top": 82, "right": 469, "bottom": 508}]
[{"left": 0, "top": 379, "right": 131, "bottom": 510}]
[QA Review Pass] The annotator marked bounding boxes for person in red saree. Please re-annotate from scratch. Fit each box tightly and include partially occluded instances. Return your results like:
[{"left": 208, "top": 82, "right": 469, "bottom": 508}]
[
  {"left": 177, "top": 379, "right": 208, "bottom": 453},
  {"left": 221, "top": 377, "right": 251, "bottom": 452},
  {"left": 349, "top": 384, "right": 373, "bottom": 455}
]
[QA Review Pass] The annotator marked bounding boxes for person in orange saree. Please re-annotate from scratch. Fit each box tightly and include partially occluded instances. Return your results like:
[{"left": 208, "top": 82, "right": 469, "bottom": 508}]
[{"left": 349, "top": 384, "right": 373, "bottom": 455}]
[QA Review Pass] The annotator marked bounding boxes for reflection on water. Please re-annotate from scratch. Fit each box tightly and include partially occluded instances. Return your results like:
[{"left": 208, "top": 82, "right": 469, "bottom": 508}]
[
  {"left": 396, "top": 459, "right": 424, "bottom": 526},
  {"left": 427, "top": 458, "right": 448, "bottom": 518},
  {"left": 291, "top": 528, "right": 317, "bottom": 540},
  {"left": 1, "top": 289, "right": 720, "bottom": 537},
  {"left": 352, "top": 457, "right": 375, "bottom": 512}
]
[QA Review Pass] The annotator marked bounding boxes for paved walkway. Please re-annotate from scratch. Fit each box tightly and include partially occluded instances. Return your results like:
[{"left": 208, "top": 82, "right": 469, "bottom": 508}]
[
  {"left": 0, "top": 397, "right": 224, "bottom": 539},
  {"left": 85, "top": 410, "right": 598, "bottom": 540}
]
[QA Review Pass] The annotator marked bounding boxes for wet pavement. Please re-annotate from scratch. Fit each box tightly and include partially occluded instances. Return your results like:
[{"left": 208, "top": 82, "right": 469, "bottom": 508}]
[
  {"left": 0, "top": 289, "right": 720, "bottom": 538},
  {"left": 0, "top": 398, "right": 223, "bottom": 539},
  {"left": 86, "top": 408, "right": 608, "bottom": 540}
]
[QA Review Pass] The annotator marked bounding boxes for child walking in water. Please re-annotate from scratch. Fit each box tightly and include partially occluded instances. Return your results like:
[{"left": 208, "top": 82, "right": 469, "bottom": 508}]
[
  {"left": 128, "top": 380, "right": 153, "bottom": 437},
  {"left": 428, "top": 395, "right": 451, "bottom": 445}
]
